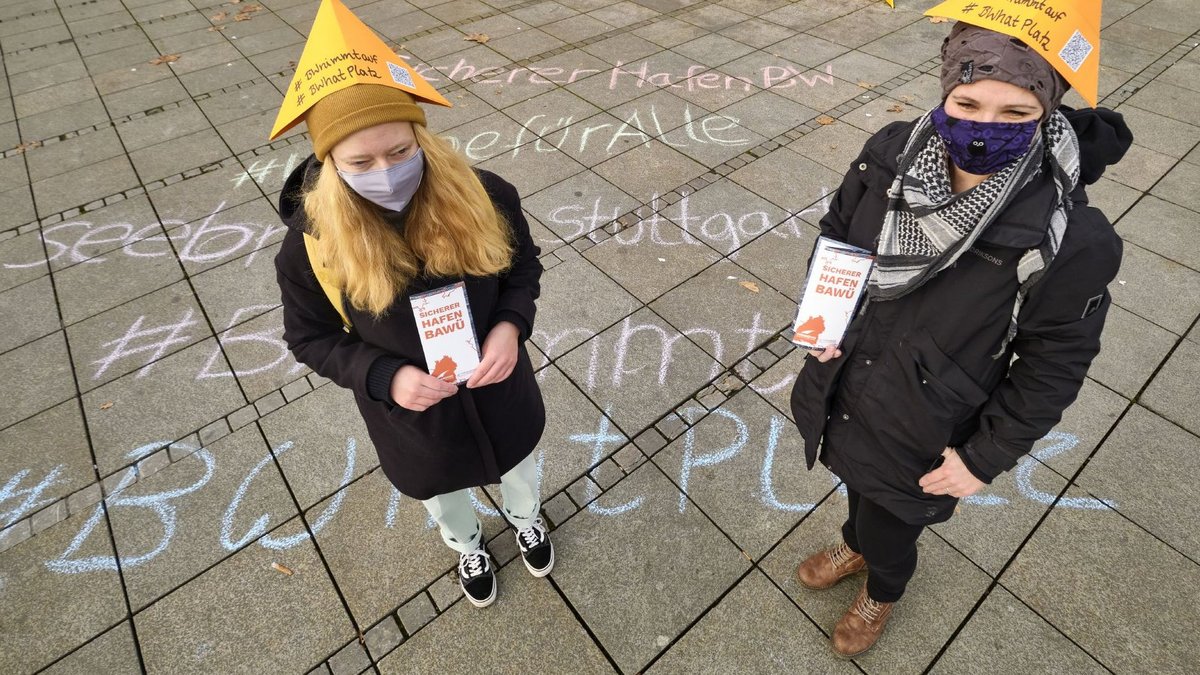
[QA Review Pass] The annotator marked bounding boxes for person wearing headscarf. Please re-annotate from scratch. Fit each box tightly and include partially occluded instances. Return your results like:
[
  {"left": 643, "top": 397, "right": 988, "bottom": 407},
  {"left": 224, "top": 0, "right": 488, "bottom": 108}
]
[{"left": 789, "top": 22, "right": 1131, "bottom": 656}]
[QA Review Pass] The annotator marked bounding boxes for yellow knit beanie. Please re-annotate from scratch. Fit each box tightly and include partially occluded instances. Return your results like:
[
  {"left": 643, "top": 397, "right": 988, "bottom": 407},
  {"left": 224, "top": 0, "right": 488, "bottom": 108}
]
[{"left": 305, "top": 84, "right": 427, "bottom": 161}]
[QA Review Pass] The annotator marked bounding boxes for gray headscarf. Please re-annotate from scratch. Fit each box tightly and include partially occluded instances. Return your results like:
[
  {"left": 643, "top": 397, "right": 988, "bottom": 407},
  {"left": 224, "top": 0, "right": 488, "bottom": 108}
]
[{"left": 940, "top": 22, "right": 1069, "bottom": 118}]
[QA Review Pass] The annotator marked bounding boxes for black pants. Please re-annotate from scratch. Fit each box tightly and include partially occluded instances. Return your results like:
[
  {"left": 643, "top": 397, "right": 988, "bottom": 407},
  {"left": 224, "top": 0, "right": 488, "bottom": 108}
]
[{"left": 841, "top": 487, "right": 926, "bottom": 603}]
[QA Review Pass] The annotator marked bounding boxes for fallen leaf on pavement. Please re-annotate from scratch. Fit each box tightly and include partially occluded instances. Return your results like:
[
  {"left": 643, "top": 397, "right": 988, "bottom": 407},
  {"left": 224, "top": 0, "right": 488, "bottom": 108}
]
[
  {"left": 235, "top": 4, "right": 262, "bottom": 20},
  {"left": 211, "top": 10, "right": 227, "bottom": 21},
  {"left": 816, "top": 115, "right": 836, "bottom": 125},
  {"left": 739, "top": 281, "right": 761, "bottom": 293},
  {"left": 208, "top": 25, "right": 226, "bottom": 32},
  {"left": 856, "top": 80, "right": 875, "bottom": 88},
  {"left": 887, "top": 103, "right": 904, "bottom": 113},
  {"left": 929, "top": 16, "right": 951, "bottom": 23},
  {"left": 272, "top": 562, "right": 294, "bottom": 576},
  {"left": 464, "top": 33, "right": 490, "bottom": 44},
  {"left": 149, "top": 53, "right": 180, "bottom": 65},
  {"left": 99, "top": 401, "right": 114, "bottom": 410},
  {"left": 13, "top": 140, "right": 42, "bottom": 154}
]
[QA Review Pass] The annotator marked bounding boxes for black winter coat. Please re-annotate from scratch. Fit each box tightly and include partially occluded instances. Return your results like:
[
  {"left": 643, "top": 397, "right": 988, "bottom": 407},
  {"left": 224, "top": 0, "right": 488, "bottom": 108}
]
[
  {"left": 275, "top": 156, "right": 545, "bottom": 500},
  {"left": 790, "top": 109, "right": 1130, "bottom": 525}
]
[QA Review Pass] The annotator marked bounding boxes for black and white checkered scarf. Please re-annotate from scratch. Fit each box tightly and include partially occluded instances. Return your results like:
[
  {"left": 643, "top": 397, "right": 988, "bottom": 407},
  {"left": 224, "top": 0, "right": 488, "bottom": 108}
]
[{"left": 867, "top": 109, "right": 1080, "bottom": 356}]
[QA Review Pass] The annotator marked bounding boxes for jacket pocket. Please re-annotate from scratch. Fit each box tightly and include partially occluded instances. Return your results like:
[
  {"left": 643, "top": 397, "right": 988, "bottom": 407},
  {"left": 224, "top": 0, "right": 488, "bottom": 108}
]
[{"left": 908, "top": 330, "right": 989, "bottom": 412}]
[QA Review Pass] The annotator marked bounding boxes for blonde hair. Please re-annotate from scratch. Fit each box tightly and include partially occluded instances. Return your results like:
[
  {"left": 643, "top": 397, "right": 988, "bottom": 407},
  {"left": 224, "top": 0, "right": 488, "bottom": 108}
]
[{"left": 302, "top": 124, "right": 513, "bottom": 317}]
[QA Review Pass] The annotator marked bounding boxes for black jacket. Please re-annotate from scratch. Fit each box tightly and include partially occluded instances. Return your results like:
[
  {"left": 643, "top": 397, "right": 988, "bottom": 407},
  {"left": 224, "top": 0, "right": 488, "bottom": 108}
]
[
  {"left": 790, "top": 109, "right": 1130, "bottom": 525},
  {"left": 275, "top": 156, "right": 545, "bottom": 499}
]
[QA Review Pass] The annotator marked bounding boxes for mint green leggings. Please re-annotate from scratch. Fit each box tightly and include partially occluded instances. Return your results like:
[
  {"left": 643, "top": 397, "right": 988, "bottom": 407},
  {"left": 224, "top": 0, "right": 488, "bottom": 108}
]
[{"left": 420, "top": 451, "right": 540, "bottom": 554}]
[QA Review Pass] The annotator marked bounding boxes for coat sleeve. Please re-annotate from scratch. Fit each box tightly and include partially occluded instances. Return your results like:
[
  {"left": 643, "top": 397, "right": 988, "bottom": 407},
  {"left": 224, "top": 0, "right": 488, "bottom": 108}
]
[
  {"left": 487, "top": 175, "right": 543, "bottom": 342},
  {"left": 959, "top": 210, "right": 1123, "bottom": 481},
  {"left": 275, "top": 227, "right": 406, "bottom": 401}
]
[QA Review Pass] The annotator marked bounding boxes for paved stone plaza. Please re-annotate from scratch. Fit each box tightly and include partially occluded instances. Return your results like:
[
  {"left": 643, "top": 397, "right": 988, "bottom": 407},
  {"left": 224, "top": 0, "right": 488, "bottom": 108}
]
[{"left": 1, "top": 0, "right": 1198, "bottom": 672}]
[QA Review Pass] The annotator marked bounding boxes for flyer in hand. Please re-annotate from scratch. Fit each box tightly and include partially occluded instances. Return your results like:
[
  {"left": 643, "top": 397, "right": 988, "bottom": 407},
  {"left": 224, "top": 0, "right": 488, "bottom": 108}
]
[
  {"left": 409, "top": 282, "right": 480, "bottom": 384},
  {"left": 791, "top": 237, "right": 876, "bottom": 350}
]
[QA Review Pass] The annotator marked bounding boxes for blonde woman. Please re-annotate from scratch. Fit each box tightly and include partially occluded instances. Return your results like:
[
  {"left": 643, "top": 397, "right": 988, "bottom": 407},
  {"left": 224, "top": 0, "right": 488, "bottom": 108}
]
[{"left": 274, "top": 83, "right": 548, "bottom": 608}]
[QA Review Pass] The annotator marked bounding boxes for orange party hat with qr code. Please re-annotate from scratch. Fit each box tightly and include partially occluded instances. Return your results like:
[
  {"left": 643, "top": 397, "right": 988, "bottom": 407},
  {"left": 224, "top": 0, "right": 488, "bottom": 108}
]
[
  {"left": 269, "top": 0, "right": 451, "bottom": 140},
  {"left": 925, "top": 0, "right": 1101, "bottom": 107}
]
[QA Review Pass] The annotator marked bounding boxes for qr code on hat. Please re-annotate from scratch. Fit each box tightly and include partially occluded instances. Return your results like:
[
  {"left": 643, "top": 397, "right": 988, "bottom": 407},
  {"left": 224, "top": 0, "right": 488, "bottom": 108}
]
[
  {"left": 387, "top": 61, "right": 415, "bottom": 88},
  {"left": 1059, "top": 30, "right": 1093, "bottom": 72}
]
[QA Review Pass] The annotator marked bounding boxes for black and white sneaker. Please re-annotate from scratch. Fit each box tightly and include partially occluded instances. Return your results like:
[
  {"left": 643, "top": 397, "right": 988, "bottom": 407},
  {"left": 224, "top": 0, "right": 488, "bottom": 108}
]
[
  {"left": 458, "top": 547, "right": 496, "bottom": 608},
  {"left": 515, "top": 517, "right": 554, "bottom": 577}
]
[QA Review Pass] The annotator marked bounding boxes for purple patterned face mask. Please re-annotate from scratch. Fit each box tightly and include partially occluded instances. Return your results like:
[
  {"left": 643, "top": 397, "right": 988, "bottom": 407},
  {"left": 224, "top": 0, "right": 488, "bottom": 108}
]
[{"left": 931, "top": 105, "right": 1038, "bottom": 175}]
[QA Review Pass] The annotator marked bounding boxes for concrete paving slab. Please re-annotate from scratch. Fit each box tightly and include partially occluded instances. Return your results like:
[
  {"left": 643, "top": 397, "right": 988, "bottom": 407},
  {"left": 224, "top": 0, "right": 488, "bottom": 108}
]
[
  {"left": 219, "top": 307, "right": 310, "bottom": 401},
  {"left": 759, "top": 489, "right": 993, "bottom": 673},
  {"left": 648, "top": 569, "right": 854, "bottom": 675},
  {"left": 0, "top": 506, "right": 126, "bottom": 673},
  {"left": 52, "top": 233, "right": 185, "bottom": 326},
  {"left": 529, "top": 250, "right": 640, "bottom": 358},
  {"left": 171, "top": 196, "right": 286, "bottom": 276},
  {"left": 134, "top": 516, "right": 354, "bottom": 675},
  {"left": 1111, "top": 240, "right": 1200, "bottom": 335},
  {"left": 0, "top": 400, "right": 94, "bottom": 527},
  {"left": 594, "top": 139, "right": 709, "bottom": 204},
  {"left": 476, "top": 140, "right": 588, "bottom": 196},
  {"left": 729, "top": 146, "right": 841, "bottom": 215},
  {"left": 1114, "top": 104, "right": 1200, "bottom": 160},
  {"left": 930, "top": 587, "right": 1106, "bottom": 675},
  {"left": 65, "top": 280, "right": 209, "bottom": 392},
  {"left": 25, "top": 128, "right": 127, "bottom": 183},
  {"left": 551, "top": 462, "right": 750, "bottom": 673},
  {"left": 107, "top": 424, "right": 298, "bottom": 609},
  {"left": 378, "top": 564, "right": 613, "bottom": 674},
  {"left": 1126, "top": 79, "right": 1200, "bottom": 127},
  {"left": 523, "top": 169, "right": 639, "bottom": 242},
  {"left": 663, "top": 177, "right": 788, "bottom": 254},
  {"left": 730, "top": 217, "right": 821, "bottom": 298},
  {"left": 31, "top": 155, "right": 141, "bottom": 216},
  {"left": 1104, "top": 143, "right": 1176, "bottom": 192},
  {"left": 257, "top": 382, "right": 378, "bottom": 510},
  {"left": 192, "top": 242, "right": 284, "bottom": 332},
  {"left": 40, "top": 196, "right": 169, "bottom": 276},
  {"left": 147, "top": 163, "right": 266, "bottom": 226},
  {"left": 80, "top": 337, "right": 246, "bottom": 475},
  {"left": 650, "top": 259, "right": 793, "bottom": 365},
  {"left": 653, "top": 388, "right": 836, "bottom": 558},
  {"left": 1087, "top": 175, "right": 1142, "bottom": 224},
  {"left": 557, "top": 306, "right": 722, "bottom": 434},
  {"left": 1075, "top": 404, "right": 1199, "bottom": 559},
  {"left": 750, "top": 347, "right": 805, "bottom": 421},
  {"left": 129, "top": 128, "right": 233, "bottom": 183},
  {"left": 1142, "top": 338, "right": 1200, "bottom": 435},
  {"left": 40, "top": 620, "right": 140, "bottom": 675},
  {"left": 1033, "top": 377, "right": 1130, "bottom": 479},
  {"left": 789, "top": 119, "right": 871, "bottom": 172},
  {"left": 1002, "top": 488, "right": 1200, "bottom": 674},
  {"left": 0, "top": 230, "right": 50, "bottom": 292},
  {"left": 0, "top": 331, "right": 75, "bottom": 431},
  {"left": 584, "top": 218, "right": 721, "bottom": 303},
  {"left": 1088, "top": 304, "right": 1178, "bottom": 397},
  {"left": 525, "top": 364, "right": 627, "bottom": 498},
  {"left": 632, "top": 16, "right": 708, "bottom": 49},
  {"left": 0, "top": 275, "right": 58, "bottom": 355}
]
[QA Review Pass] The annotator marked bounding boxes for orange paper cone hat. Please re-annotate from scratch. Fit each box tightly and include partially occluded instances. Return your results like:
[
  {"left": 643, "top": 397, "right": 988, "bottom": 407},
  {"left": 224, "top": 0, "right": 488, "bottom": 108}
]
[
  {"left": 925, "top": 0, "right": 1101, "bottom": 107},
  {"left": 269, "top": 0, "right": 451, "bottom": 140}
]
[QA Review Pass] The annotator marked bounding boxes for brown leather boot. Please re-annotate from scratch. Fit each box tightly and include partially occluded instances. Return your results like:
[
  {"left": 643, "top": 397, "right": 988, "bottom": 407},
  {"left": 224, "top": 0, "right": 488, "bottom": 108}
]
[
  {"left": 796, "top": 542, "right": 866, "bottom": 590},
  {"left": 831, "top": 583, "right": 894, "bottom": 658}
]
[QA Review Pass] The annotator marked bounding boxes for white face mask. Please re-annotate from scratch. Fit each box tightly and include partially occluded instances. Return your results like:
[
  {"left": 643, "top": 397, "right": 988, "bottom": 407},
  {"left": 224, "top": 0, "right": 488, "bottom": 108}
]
[{"left": 337, "top": 147, "right": 425, "bottom": 212}]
